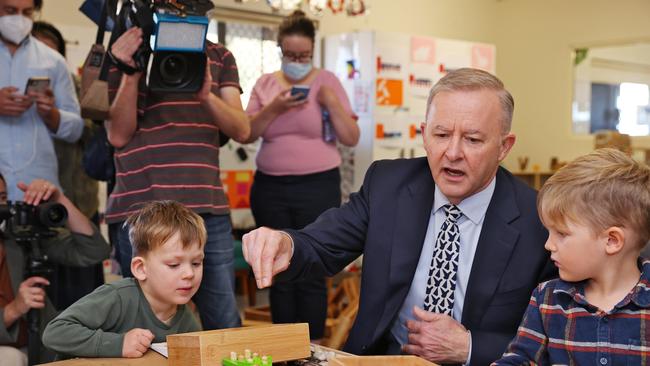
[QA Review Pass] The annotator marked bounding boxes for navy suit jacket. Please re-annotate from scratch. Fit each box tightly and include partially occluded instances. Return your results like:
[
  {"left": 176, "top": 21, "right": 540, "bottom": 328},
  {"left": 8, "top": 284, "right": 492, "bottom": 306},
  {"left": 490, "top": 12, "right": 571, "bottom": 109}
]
[{"left": 282, "top": 158, "right": 557, "bottom": 365}]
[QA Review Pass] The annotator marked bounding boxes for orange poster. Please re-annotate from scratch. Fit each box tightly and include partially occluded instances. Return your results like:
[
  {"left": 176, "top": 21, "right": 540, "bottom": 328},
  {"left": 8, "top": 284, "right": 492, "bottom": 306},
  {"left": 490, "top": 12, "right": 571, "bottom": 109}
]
[
  {"left": 220, "top": 170, "right": 254, "bottom": 209},
  {"left": 376, "top": 78, "right": 403, "bottom": 106}
]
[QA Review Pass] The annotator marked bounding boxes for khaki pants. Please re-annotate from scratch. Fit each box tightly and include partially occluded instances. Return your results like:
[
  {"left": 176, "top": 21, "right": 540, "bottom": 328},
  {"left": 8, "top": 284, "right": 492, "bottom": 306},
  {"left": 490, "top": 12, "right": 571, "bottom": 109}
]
[{"left": 0, "top": 346, "right": 27, "bottom": 366}]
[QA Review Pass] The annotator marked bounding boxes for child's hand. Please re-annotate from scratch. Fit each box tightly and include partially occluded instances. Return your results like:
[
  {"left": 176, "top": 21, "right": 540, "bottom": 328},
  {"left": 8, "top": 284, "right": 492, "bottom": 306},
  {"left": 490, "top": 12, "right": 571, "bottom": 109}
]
[{"left": 122, "top": 328, "right": 155, "bottom": 358}]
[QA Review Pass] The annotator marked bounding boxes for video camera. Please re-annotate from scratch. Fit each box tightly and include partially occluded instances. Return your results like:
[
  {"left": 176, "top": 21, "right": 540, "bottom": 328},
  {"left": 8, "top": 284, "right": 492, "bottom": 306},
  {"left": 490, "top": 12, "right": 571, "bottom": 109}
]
[
  {"left": 0, "top": 201, "right": 68, "bottom": 277},
  {"left": 119, "top": 0, "right": 214, "bottom": 92},
  {"left": 0, "top": 201, "right": 67, "bottom": 365}
]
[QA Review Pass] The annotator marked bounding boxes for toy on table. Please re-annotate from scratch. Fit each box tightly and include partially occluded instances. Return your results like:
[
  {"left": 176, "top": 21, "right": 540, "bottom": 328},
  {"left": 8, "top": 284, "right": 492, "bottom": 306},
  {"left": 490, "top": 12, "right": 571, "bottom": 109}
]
[{"left": 222, "top": 349, "right": 273, "bottom": 366}]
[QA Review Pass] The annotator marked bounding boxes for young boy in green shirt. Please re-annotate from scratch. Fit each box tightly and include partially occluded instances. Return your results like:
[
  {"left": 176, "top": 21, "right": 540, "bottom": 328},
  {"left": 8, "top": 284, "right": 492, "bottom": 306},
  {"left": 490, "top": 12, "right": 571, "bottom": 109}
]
[{"left": 43, "top": 200, "right": 206, "bottom": 358}]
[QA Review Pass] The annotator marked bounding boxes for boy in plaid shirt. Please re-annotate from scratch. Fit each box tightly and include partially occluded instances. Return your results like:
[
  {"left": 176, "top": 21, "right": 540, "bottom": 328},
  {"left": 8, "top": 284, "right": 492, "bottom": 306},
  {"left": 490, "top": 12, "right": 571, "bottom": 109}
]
[{"left": 493, "top": 148, "right": 650, "bottom": 365}]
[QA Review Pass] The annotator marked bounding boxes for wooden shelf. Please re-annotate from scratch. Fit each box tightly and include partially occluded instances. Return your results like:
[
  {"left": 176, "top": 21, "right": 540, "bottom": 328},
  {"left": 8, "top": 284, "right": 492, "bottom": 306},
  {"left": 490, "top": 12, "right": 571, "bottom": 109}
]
[{"left": 512, "top": 171, "right": 554, "bottom": 190}]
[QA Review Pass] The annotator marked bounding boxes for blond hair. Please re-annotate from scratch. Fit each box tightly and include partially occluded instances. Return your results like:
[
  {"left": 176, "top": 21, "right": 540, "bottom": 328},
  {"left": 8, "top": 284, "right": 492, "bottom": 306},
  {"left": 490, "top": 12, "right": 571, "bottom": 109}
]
[
  {"left": 538, "top": 148, "right": 650, "bottom": 248},
  {"left": 426, "top": 68, "right": 514, "bottom": 134},
  {"left": 125, "top": 200, "right": 207, "bottom": 256}
]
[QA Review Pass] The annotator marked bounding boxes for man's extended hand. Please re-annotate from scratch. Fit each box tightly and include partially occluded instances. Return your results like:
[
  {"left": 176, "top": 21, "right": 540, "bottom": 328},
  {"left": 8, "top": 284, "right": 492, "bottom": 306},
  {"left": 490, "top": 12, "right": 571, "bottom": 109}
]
[
  {"left": 241, "top": 227, "right": 293, "bottom": 288},
  {"left": 0, "top": 86, "right": 32, "bottom": 117},
  {"left": 402, "top": 306, "right": 471, "bottom": 364},
  {"left": 122, "top": 328, "right": 155, "bottom": 358}
]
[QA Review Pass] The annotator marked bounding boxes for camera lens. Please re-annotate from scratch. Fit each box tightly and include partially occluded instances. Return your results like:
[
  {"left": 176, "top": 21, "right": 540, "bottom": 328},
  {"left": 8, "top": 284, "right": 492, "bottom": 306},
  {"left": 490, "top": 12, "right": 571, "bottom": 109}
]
[
  {"left": 159, "top": 54, "right": 189, "bottom": 86},
  {"left": 37, "top": 202, "right": 68, "bottom": 228}
]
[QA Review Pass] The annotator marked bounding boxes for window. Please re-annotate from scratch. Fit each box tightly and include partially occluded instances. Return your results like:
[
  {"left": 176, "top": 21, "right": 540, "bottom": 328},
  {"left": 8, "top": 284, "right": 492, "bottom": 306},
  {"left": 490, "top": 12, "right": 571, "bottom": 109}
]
[
  {"left": 207, "top": 18, "right": 282, "bottom": 108},
  {"left": 572, "top": 42, "right": 650, "bottom": 136}
]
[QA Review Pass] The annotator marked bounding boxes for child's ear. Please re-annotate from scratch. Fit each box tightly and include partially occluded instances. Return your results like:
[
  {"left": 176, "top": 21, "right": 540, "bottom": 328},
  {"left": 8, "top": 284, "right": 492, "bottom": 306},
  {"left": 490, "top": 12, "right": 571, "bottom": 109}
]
[
  {"left": 604, "top": 227, "right": 626, "bottom": 255},
  {"left": 131, "top": 256, "right": 147, "bottom": 281}
]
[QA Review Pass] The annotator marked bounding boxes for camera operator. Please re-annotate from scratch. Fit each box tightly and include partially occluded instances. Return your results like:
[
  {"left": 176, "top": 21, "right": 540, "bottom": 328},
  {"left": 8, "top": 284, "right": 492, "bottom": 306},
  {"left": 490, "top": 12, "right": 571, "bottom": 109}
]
[
  {"left": 0, "top": 173, "right": 110, "bottom": 365},
  {"left": 104, "top": 20, "right": 250, "bottom": 330},
  {"left": 0, "top": 0, "right": 84, "bottom": 202}
]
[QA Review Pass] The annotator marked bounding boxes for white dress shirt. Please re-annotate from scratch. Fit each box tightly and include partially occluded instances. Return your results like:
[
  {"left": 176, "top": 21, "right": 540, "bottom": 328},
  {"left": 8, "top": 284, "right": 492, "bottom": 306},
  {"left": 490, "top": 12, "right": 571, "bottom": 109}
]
[{"left": 390, "top": 177, "right": 496, "bottom": 360}]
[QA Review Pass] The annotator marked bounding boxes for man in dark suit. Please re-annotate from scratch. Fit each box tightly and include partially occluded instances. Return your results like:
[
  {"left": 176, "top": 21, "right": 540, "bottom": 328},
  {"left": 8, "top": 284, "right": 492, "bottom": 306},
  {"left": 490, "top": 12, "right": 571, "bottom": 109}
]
[{"left": 242, "top": 68, "right": 556, "bottom": 365}]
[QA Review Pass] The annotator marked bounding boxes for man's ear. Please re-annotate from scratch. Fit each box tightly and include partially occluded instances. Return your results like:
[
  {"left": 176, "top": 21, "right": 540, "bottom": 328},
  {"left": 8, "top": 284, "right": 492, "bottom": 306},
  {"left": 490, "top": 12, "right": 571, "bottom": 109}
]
[
  {"left": 131, "top": 256, "right": 147, "bottom": 281},
  {"left": 420, "top": 122, "right": 428, "bottom": 146},
  {"left": 604, "top": 227, "right": 626, "bottom": 255},
  {"left": 498, "top": 133, "right": 516, "bottom": 162}
]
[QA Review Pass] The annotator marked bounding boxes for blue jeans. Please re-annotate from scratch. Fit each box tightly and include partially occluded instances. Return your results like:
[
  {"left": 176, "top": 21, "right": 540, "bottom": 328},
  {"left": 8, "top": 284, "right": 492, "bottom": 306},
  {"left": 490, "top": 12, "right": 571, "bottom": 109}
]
[{"left": 109, "top": 214, "right": 241, "bottom": 329}]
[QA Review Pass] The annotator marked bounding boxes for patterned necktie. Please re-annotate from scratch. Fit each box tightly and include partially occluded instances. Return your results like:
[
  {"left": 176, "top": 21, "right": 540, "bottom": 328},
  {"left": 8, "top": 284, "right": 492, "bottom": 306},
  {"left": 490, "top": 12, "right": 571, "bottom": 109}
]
[{"left": 423, "top": 204, "right": 462, "bottom": 315}]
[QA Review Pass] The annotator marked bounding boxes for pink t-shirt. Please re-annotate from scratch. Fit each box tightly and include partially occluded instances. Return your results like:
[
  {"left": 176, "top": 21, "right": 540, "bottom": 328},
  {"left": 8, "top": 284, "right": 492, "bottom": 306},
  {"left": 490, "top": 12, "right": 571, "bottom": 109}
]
[{"left": 246, "top": 70, "right": 355, "bottom": 176}]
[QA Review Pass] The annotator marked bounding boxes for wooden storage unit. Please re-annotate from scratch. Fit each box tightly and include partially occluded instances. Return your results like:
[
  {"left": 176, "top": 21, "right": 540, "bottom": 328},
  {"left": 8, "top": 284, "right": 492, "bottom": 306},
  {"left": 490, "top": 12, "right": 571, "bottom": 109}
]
[
  {"left": 512, "top": 171, "right": 554, "bottom": 190},
  {"left": 330, "top": 355, "right": 439, "bottom": 366},
  {"left": 167, "top": 323, "right": 310, "bottom": 366}
]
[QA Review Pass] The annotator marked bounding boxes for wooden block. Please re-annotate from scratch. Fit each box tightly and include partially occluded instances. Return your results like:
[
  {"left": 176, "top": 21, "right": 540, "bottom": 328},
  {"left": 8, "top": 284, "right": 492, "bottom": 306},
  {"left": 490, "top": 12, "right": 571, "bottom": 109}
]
[
  {"left": 167, "top": 323, "right": 310, "bottom": 366},
  {"left": 329, "top": 355, "right": 439, "bottom": 366}
]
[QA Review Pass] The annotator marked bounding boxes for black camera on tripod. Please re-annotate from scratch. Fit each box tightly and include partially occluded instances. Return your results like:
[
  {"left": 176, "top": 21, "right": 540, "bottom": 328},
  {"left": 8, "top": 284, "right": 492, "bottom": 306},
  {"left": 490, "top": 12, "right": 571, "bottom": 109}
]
[
  {"left": 0, "top": 201, "right": 68, "bottom": 277},
  {"left": 0, "top": 201, "right": 67, "bottom": 365},
  {"left": 114, "top": 0, "right": 214, "bottom": 93}
]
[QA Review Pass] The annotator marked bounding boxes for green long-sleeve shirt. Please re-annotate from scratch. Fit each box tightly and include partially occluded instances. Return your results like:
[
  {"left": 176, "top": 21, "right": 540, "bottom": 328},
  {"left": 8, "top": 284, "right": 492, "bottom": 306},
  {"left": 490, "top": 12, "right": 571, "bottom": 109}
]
[{"left": 42, "top": 278, "right": 200, "bottom": 358}]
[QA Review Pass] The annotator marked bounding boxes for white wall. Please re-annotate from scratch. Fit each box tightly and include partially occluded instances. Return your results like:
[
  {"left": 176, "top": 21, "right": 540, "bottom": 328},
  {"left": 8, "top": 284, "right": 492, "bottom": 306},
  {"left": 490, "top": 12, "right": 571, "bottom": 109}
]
[
  {"left": 39, "top": 0, "right": 650, "bottom": 171},
  {"left": 491, "top": 0, "right": 650, "bottom": 170}
]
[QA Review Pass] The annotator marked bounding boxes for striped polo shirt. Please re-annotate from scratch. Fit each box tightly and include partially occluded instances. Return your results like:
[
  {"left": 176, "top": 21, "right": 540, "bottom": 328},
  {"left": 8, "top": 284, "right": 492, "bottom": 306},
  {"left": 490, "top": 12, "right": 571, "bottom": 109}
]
[
  {"left": 493, "top": 258, "right": 650, "bottom": 366},
  {"left": 105, "top": 42, "right": 240, "bottom": 224}
]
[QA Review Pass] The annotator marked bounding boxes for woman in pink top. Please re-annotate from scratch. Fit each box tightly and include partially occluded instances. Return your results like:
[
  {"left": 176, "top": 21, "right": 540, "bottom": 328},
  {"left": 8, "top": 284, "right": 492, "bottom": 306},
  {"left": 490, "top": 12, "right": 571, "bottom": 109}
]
[{"left": 245, "top": 10, "right": 359, "bottom": 341}]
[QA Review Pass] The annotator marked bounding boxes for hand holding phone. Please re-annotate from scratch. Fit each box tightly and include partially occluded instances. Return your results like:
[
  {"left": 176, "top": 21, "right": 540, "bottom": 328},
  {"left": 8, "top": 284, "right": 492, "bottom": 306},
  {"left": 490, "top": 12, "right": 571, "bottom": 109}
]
[
  {"left": 0, "top": 86, "right": 31, "bottom": 117},
  {"left": 25, "top": 77, "right": 51, "bottom": 95},
  {"left": 290, "top": 85, "right": 310, "bottom": 101}
]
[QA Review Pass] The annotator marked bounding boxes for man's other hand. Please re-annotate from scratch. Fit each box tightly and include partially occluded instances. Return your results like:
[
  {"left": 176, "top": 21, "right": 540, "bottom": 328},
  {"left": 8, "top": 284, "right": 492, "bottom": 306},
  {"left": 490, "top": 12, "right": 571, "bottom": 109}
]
[
  {"left": 0, "top": 86, "right": 32, "bottom": 117},
  {"left": 29, "top": 87, "right": 58, "bottom": 125},
  {"left": 17, "top": 179, "right": 61, "bottom": 206},
  {"left": 195, "top": 59, "right": 213, "bottom": 103},
  {"left": 242, "top": 227, "right": 293, "bottom": 288},
  {"left": 110, "top": 27, "right": 143, "bottom": 68},
  {"left": 122, "top": 328, "right": 155, "bottom": 358},
  {"left": 402, "top": 306, "right": 471, "bottom": 364},
  {"left": 13, "top": 276, "right": 50, "bottom": 315}
]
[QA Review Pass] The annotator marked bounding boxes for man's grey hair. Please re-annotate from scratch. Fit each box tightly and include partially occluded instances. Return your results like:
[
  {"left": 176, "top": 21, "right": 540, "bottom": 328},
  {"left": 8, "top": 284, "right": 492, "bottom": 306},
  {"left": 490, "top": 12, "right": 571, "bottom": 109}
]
[{"left": 425, "top": 68, "right": 514, "bottom": 134}]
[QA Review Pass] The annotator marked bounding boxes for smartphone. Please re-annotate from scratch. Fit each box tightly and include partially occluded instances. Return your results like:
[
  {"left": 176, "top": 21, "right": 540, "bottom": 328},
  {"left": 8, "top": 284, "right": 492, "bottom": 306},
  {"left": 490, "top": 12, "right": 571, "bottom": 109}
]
[
  {"left": 290, "top": 85, "right": 310, "bottom": 101},
  {"left": 25, "top": 77, "right": 51, "bottom": 94}
]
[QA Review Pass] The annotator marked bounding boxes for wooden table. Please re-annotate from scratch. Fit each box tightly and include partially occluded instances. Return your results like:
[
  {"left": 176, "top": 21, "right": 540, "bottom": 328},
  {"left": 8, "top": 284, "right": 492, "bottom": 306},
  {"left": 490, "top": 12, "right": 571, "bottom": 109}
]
[{"left": 38, "top": 351, "right": 167, "bottom": 366}]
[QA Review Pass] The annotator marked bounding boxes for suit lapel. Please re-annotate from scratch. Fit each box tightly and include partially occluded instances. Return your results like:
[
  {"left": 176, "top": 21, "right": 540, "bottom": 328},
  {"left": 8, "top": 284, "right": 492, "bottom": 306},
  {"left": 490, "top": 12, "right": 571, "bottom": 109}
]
[
  {"left": 461, "top": 168, "right": 521, "bottom": 328},
  {"left": 374, "top": 164, "right": 434, "bottom": 339}
]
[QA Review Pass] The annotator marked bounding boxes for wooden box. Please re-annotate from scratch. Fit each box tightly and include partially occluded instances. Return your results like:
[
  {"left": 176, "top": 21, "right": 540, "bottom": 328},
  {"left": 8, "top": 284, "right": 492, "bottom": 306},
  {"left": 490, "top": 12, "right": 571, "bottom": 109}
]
[
  {"left": 167, "top": 323, "right": 310, "bottom": 366},
  {"left": 329, "top": 356, "right": 438, "bottom": 366}
]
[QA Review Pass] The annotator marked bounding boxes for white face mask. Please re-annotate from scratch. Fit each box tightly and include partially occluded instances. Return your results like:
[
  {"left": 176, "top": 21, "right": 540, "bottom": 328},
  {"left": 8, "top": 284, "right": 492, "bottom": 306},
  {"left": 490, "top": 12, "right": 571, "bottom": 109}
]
[
  {"left": 281, "top": 60, "right": 312, "bottom": 81},
  {"left": 0, "top": 14, "right": 33, "bottom": 45}
]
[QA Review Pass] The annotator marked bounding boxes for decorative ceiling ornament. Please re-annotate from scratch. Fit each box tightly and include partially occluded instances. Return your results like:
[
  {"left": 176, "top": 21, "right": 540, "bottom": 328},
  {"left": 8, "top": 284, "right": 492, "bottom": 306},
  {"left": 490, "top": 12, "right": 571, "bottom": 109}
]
[
  {"left": 308, "top": 0, "right": 328, "bottom": 16},
  {"left": 253, "top": 0, "right": 367, "bottom": 16},
  {"left": 328, "top": 0, "right": 344, "bottom": 14},
  {"left": 345, "top": 0, "right": 365, "bottom": 16},
  {"left": 282, "top": 0, "right": 303, "bottom": 10}
]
